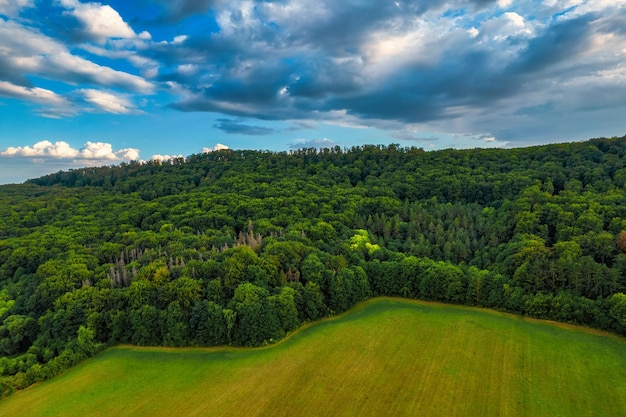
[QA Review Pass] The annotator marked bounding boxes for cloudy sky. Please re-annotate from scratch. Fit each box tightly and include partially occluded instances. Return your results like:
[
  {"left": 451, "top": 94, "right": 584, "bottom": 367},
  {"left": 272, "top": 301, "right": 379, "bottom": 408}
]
[{"left": 1, "top": 0, "right": 626, "bottom": 183}]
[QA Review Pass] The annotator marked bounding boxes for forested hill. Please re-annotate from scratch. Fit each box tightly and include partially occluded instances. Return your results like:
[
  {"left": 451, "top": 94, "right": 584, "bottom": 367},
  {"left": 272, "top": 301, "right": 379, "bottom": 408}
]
[
  {"left": 27, "top": 137, "right": 626, "bottom": 205},
  {"left": 2, "top": 136, "right": 626, "bottom": 398}
]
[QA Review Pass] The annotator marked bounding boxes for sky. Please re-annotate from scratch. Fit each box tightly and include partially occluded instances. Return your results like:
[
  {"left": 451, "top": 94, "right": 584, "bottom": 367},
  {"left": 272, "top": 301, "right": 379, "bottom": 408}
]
[{"left": 1, "top": 0, "right": 626, "bottom": 184}]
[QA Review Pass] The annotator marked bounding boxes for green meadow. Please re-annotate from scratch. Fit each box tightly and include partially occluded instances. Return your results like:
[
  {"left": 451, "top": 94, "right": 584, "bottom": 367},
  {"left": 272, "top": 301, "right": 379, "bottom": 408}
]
[{"left": 3, "top": 298, "right": 626, "bottom": 417}]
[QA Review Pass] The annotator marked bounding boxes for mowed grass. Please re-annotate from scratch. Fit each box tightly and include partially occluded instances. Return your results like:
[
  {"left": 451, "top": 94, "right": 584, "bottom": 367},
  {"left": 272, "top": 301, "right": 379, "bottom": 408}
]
[{"left": 3, "top": 298, "right": 626, "bottom": 417}]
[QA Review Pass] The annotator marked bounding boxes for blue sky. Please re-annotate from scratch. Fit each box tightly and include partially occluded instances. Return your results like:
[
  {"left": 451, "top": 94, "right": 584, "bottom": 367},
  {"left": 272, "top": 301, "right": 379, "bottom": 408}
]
[{"left": 1, "top": 0, "right": 626, "bottom": 184}]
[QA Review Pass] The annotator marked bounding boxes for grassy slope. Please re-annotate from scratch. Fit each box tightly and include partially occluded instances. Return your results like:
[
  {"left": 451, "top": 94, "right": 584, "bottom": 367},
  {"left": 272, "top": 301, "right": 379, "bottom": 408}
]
[{"left": 3, "top": 298, "right": 626, "bottom": 417}]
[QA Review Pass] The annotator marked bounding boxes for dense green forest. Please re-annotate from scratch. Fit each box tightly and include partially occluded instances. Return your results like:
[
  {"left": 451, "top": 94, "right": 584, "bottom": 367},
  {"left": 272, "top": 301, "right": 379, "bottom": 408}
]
[{"left": 2, "top": 136, "right": 626, "bottom": 398}]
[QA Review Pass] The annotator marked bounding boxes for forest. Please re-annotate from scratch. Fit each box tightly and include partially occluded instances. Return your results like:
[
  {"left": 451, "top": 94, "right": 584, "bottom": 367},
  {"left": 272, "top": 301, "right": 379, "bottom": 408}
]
[{"left": 2, "top": 136, "right": 626, "bottom": 398}]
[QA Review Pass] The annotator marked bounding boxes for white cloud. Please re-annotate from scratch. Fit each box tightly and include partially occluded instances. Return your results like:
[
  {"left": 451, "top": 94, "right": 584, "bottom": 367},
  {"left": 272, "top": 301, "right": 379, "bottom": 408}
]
[
  {"left": 0, "top": 20, "right": 65, "bottom": 56},
  {"left": 365, "top": 27, "right": 437, "bottom": 68},
  {"left": 503, "top": 12, "right": 525, "bottom": 28},
  {"left": 48, "top": 141, "right": 80, "bottom": 158},
  {"left": 0, "top": 19, "right": 154, "bottom": 105},
  {"left": 60, "top": 0, "right": 139, "bottom": 43},
  {"left": 177, "top": 64, "right": 198, "bottom": 75},
  {"left": 78, "top": 43, "right": 157, "bottom": 70},
  {"left": 202, "top": 144, "right": 230, "bottom": 153},
  {"left": 0, "top": 81, "right": 74, "bottom": 117},
  {"left": 143, "top": 67, "right": 159, "bottom": 79},
  {"left": 0, "top": 81, "right": 66, "bottom": 106},
  {"left": 0, "top": 9, "right": 155, "bottom": 118},
  {"left": 289, "top": 137, "right": 336, "bottom": 149},
  {"left": 45, "top": 52, "right": 154, "bottom": 94},
  {"left": 117, "top": 148, "right": 140, "bottom": 160},
  {"left": 0, "top": 140, "right": 140, "bottom": 161},
  {"left": 79, "top": 89, "right": 140, "bottom": 114},
  {"left": 1, "top": 141, "right": 73, "bottom": 157},
  {"left": 79, "top": 141, "right": 119, "bottom": 159},
  {"left": 0, "top": 0, "right": 34, "bottom": 16},
  {"left": 480, "top": 11, "right": 535, "bottom": 43},
  {"left": 151, "top": 154, "right": 184, "bottom": 162},
  {"left": 159, "top": 34, "right": 188, "bottom": 46}
]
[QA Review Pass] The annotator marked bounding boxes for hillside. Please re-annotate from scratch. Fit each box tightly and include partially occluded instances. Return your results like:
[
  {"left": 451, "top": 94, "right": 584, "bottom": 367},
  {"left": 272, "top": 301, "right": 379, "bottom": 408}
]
[{"left": 2, "top": 136, "right": 626, "bottom": 397}]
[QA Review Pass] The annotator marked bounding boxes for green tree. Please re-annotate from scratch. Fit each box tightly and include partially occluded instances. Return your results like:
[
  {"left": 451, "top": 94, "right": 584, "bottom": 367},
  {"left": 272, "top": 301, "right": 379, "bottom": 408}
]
[
  {"left": 163, "top": 301, "right": 189, "bottom": 347},
  {"left": 269, "top": 287, "right": 300, "bottom": 334},
  {"left": 229, "top": 283, "right": 278, "bottom": 346}
]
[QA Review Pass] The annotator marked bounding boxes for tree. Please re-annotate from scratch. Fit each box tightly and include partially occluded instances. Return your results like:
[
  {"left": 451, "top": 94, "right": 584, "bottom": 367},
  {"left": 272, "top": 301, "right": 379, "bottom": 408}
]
[
  {"left": 466, "top": 267, "right": 489, "bottom": 306},
  {"left": 511, "top": 235, "right": 551, "bottom": 293},
  {"left": 129, "top": 305, "right": 162, "bottom": 345},
  {"left": 229, "top": 283, "right": 278, "bottom": 346},
  {"left": 607, "top": 293, "right": 626, "bottom": 334},
  {"left": 221, "top": 246, "right": 260, "bottom": 297},
  {"left": 328, "top": 270, "right": 350, "bottom": 313},
  {"left": 301, "top": 281, "right": 327, "bottom": 321},
  {"left": 163, "top": 301, "right": 189, "bottom": 347},
  {"left": 0, "top": 315, "right": 37, "bottom": 355},
  {"left": 269, "top": 287, "right": 300, "bottom": 334}
]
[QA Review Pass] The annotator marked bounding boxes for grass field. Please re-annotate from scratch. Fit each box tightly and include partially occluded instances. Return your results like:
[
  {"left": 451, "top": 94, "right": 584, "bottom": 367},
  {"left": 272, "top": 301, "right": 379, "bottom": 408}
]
[{"left": 2, "top": 298, "right": 626, "bottom": 416}]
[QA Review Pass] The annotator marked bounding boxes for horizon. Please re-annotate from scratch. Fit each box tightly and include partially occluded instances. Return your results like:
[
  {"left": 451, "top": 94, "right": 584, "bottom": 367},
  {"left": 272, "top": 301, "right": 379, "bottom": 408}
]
[{"left": 7, "top": 134, "right": 621, "bottom": 186}]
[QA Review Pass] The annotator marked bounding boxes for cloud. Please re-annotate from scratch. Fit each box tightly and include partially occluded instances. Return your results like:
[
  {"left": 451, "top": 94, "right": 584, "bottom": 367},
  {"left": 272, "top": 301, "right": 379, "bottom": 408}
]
[
  {"left": 202, "top": 143, "right": 229, "bottom": 152},
  {"left": 0, "top": 19, "right": 154, "bottom": 91},
  {"left": 156, "top": 0, "right": 626, "bottom": 146},
  {"left": 150, "top": 154, "right": 184, "bottom": 162},
  {"left": 213, "top": 119, "right": 275, "bottom": 135},
  {"left": 78, "top": 43, "right": 158, "bottom": 74},
  {"left": 0, "top": 140, "right": 140, "bottom": 161},
  {"left": 45, "top": 52, "right": 154, "bottom": 94},
  {"left": 0, "top": 0, "right": 34, "bottom": 17},
  {"left": 116, "top": 148, "right": 141, "bottom": 160},
  {"left": 507, "top": 14, "right": 596, "bottom": 76},
  {"left": 156, "top": 0, "right": 221, "bottom": 22},
  {"left": 78, "top": 89, "right": 142, "bottom": 114},
  {"left": 1, "top": 141, "right": 76, "bottom": 158},
  {"left": 0, "top": 81, "right": 74, "bottom": 117},
  {"left": 0, "top": 13, "right": 156, "bottom": 117},
  {"left": 3, "top": 0, "right": 626, "bottom": 149},
  {"left": 59, "top": 0, "right": 140, "bottom": 43},
  {"left": 289, "top": 138, "right": 337, "bottom": 150},
  {"left": 391, "top": 130, "right": 440, "bottom": 143}
]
